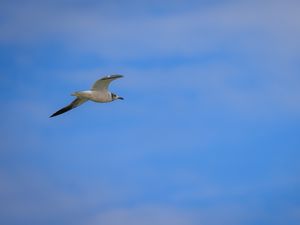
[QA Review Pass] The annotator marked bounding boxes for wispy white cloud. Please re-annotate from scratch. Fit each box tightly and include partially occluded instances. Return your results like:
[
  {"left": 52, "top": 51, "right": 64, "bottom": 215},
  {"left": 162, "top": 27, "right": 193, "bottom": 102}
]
[
  {"left": 0, "top": 169, "right": 136, "bottom": 225},
  {"left": 2, "top": 0, "right": 299, "bottom": 117},
  {"left": 0, "top": 2, "right": 299, "bottom": 224},
  {"left": 88, "top": 203, "right": 257, "bottom": 225},
  {"left": 1, "top": 0, "right": 299, "bottom": 59},
  {"left": 88, "top": 206, "right": 194, "bottom": 225}
]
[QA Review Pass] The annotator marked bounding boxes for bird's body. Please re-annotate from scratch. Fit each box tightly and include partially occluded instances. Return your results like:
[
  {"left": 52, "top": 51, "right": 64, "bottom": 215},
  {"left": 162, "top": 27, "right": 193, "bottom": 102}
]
[
  {"left": 50, "top": 74, "right": 124, "bottom": 117},
  {"left": 72, "top": 90, "right": 112, "bottom": 102}
]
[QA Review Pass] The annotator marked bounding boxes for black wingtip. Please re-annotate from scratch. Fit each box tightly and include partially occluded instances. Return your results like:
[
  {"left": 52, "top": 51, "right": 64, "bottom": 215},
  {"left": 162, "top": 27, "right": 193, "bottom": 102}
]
[
  {"left": 49, "top": 112, "right": 60, "bottom": 118},
  {"left": 101, "top": 74, "right": 124, "bottom": 80},
  {"left": 49, "top": 105, "right": 73, "bottom": 118},
  {"left": 49, "top": 113, "right": 56, "bottom": 118},
  {"left": 114, "top": 74, "right": 124, "bottom": 77}
]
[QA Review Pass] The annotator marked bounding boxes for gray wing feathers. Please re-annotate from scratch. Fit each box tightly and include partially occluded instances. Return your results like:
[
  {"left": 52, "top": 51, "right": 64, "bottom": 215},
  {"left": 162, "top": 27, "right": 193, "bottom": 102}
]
[{"left": 91, "top": 74, "right": 123, "bottom": 91}]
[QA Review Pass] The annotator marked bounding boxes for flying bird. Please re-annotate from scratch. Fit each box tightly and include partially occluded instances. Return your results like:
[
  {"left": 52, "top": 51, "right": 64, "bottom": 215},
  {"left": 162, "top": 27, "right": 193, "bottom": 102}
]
[{"left": 50, "top": 74, "right": 124, "bottom": 117}]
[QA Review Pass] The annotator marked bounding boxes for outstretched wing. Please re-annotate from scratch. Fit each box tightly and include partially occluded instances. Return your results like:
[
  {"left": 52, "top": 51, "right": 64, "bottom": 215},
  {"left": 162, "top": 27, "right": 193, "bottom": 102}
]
[
  {"left": 50, "top": 97, "right": 87, "bottom": 117},
  {"left": 91, "top": 74, "right": 123, "bottom": 92}
]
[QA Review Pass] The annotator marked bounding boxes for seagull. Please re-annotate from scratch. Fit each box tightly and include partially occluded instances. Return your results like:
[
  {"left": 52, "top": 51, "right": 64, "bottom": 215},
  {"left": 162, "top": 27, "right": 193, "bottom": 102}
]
[{"left": 50, "top": 74, "right": 124, "bottom": 117}]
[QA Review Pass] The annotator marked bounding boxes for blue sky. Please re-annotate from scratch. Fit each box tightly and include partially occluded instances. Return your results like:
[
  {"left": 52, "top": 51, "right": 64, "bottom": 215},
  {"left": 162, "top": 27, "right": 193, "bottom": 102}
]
[{"left": 0, "top": 0, "right": 300, "bottom": 224}]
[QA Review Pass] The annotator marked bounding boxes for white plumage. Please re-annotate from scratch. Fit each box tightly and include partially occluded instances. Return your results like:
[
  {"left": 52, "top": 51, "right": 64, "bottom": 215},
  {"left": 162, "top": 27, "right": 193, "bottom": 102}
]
[{"left": 50, "top": 75, "right": 124, "bottom": 117}]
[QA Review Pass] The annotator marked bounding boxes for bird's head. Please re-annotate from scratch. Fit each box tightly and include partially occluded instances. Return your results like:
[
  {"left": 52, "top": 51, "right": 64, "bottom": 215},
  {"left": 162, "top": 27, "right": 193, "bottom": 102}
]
[{"left": 111, "top": 93, "right": 124, "bottom": 101}]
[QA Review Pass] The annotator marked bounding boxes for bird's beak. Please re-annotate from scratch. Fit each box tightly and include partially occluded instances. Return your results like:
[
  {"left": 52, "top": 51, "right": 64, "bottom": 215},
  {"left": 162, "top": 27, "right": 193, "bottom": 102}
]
[{"left": 118, "top": 96, "right": 124, "bottom": 100}]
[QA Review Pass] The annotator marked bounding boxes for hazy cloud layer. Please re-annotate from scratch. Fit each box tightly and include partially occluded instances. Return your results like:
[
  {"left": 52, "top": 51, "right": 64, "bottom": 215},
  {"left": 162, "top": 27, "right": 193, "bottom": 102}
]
[
  {"left": 1, "top": 0, "right": 299, "bottom": 58},
  {"left": 0, "top": 1, "right": 300, "bottom": 225}
]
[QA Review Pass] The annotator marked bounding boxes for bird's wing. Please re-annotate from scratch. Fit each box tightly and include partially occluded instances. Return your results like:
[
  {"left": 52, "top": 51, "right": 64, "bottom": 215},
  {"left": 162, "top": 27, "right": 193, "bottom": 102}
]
[
  {"left": 91, "top": 75, "right": 123, "bottom": 92},
  {"left": 50, "top": 97, "right": 88, "bottom": 117}
]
